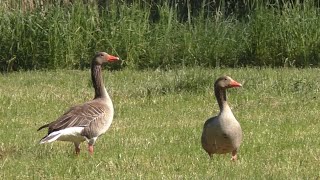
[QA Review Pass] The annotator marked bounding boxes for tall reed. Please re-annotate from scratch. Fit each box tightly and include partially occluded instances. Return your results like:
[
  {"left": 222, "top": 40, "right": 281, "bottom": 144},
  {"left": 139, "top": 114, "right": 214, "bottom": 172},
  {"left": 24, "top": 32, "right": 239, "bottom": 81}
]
[{"left": 0, "top": 0, "right": 320, "bottom": 71}]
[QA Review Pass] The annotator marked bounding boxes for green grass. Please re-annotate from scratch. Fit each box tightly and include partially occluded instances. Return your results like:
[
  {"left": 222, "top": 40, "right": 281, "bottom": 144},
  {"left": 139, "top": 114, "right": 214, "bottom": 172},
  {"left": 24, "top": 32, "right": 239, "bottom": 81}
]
[
  {"left": 1, "top": 67, "right": 320, "bottom": 179},
  {"left": 1, "top": 1, "right": 320, "bottom": 71}
]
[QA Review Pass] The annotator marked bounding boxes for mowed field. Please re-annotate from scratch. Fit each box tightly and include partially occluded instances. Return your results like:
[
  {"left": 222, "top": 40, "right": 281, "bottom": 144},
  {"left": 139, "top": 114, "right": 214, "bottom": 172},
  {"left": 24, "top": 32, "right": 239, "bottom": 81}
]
[{"left": 0, "top": 67, "right": 319, "bottom": 179}]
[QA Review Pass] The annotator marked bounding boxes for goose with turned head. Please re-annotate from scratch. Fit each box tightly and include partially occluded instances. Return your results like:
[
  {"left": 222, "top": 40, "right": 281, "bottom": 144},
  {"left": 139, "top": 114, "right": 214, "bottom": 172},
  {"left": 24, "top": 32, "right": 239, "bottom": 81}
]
[
  {"left": 201, "top": 76, "right": 243, "bottom": 161},
  {"left": 37, "top": 52, "right": 119, "bottom": 155}
]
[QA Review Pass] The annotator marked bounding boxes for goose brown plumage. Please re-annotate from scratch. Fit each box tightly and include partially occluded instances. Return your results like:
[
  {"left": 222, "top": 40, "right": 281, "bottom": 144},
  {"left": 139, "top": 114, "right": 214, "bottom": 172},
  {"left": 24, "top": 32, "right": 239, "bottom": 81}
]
[
  {"left": 37, "top": 52, "right": 119, "bottom": 155},
  {"left": 201, "top": 76, "right": 243, "bottom": 161}
]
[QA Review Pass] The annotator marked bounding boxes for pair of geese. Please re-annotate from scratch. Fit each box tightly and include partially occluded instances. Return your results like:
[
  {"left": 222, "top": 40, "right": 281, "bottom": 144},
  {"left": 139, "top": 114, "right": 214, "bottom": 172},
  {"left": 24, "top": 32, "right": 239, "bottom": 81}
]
[{"left": 38, "top": 52, "right": 243, "bottom": 161}]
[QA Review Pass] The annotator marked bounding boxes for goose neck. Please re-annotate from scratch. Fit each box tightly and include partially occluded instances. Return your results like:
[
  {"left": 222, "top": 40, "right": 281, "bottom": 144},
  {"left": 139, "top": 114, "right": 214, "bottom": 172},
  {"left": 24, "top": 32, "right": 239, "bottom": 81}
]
[
  {"left": 214, "top": 87, "right": 229, "bottom": 111},
  {"left": 91, "top": 64, "right": 107, "bottom": 99}
]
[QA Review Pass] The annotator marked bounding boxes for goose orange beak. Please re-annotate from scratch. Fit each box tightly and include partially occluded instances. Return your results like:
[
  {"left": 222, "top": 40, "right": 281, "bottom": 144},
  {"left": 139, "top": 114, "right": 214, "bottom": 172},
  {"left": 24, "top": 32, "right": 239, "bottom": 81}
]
[
  {"left": 230, "top": 80, "right": 242, "bottom": 87},
  {"left": 106, "top": 54, "right": 120, "bottom": 62}
]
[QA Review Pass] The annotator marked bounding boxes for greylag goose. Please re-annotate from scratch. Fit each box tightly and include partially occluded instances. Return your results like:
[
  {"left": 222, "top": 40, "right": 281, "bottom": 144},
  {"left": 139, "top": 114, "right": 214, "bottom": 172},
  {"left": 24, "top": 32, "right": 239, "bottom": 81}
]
[
  {"left": 38, "top": 52, "right": 119, "bottom": 155},
  {"left": 201, "top": 76, "right": 242, "bottom": 161}
]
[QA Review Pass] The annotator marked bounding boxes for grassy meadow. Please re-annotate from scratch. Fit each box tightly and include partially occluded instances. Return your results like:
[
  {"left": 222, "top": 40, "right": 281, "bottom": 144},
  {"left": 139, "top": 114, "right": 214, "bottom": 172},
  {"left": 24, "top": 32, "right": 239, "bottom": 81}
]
[
  {"left": 1, "top": 0, "right": 320, "bottom": 179},
  {"left": 0, "top": 68, "right": 320, "bottom": 179}
]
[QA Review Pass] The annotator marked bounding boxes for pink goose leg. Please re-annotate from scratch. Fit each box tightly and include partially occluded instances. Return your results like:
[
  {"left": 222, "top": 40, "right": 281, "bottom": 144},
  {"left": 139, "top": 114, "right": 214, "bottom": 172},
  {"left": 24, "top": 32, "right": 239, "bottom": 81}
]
[
  {"left": 231, "top": 150, "right": 237, "bottom": 161},
  {"left": 88, "top": 144, "right": 94, "bottom": 155}
]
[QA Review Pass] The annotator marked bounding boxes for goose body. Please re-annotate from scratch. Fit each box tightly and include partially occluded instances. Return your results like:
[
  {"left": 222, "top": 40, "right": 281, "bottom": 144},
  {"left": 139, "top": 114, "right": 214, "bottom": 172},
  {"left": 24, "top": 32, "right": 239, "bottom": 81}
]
[
  {"left": 201, "top": 76, "right": 242, "bottom": 160},
  {"left": 38, "top": 52, "right": 119, "bottom": 155}
]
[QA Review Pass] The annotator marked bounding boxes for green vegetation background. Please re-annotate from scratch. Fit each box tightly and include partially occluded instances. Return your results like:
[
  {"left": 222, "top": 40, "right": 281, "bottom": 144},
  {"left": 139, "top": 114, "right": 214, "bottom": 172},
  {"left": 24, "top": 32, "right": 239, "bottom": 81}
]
[{"left": 1, "top": 0, "right": 320, "bottom": 71}]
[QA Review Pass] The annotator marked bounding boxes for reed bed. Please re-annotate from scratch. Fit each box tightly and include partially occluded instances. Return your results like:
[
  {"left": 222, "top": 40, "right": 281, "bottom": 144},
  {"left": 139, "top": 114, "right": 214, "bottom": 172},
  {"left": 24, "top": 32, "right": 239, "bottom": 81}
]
[{"left": 0, "top": 0, "right": 320, "bottom": 71}]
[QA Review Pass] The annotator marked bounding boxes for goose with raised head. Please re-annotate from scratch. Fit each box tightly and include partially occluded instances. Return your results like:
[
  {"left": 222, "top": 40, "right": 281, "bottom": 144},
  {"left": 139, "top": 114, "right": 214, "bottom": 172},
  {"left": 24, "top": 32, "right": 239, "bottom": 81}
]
[
  {"left": 201, "top": 76, "right": 242, "bottom": 161},
  {"left": 38, "top": 52, "right": 119, "bottom": 155}
]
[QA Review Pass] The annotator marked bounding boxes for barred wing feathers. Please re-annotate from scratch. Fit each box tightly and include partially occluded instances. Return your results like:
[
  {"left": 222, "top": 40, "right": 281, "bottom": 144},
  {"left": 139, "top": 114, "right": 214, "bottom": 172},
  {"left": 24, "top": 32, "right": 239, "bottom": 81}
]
[{"left": 41, "top": 101, "right": 108, "bottom": 134}]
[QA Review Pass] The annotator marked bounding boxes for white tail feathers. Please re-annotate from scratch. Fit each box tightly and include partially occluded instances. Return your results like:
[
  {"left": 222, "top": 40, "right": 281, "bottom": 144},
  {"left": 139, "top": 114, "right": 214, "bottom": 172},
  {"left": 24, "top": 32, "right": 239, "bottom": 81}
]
[
  {"left": 39, "top": 127, "right": 85, "bottom": 144},
  {"left": 39, "top": 131, "right": 62, "bottom": 144}
]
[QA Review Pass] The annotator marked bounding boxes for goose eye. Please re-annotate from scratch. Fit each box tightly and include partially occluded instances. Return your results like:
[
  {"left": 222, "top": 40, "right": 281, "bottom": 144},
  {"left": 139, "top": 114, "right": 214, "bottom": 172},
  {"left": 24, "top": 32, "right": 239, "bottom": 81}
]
[{"left": 224, "top": 78, "right": 227, "bottom": 81}]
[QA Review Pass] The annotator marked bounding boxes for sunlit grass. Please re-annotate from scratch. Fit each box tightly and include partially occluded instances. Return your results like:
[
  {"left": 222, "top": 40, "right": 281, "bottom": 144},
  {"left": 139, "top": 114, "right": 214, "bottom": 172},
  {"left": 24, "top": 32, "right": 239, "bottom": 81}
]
[
  {"left": 1, "top": 1, "right": 320, "bottom": 71},
  {"left": 0, "top": 68, "right": 320, "bottom": 179}
]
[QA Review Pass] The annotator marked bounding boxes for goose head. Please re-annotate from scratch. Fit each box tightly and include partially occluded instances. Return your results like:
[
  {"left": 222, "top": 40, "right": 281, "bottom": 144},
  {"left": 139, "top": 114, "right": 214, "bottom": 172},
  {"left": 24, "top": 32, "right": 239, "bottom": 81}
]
[
  {"left": 214, "top": 76, "right": 242, "bottom": 89},
  {"left": 92, "top": 52, "right": 119, "bottom": 65}
]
